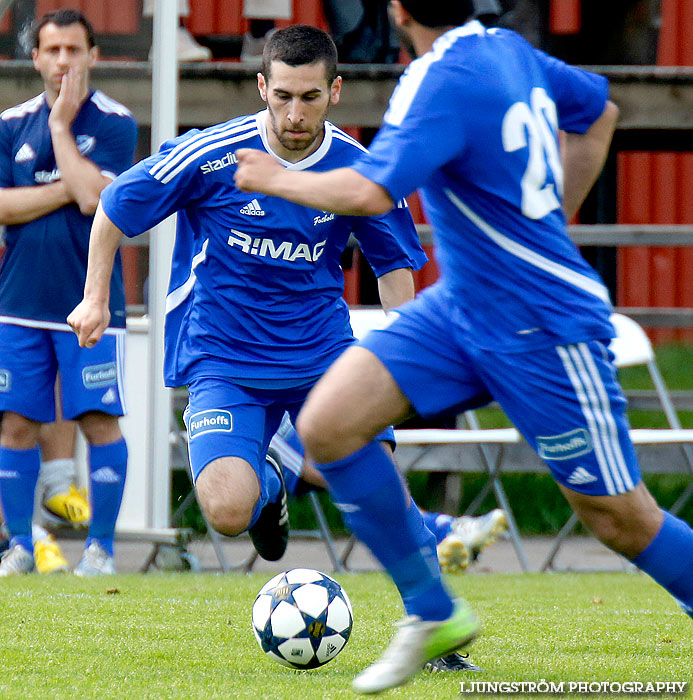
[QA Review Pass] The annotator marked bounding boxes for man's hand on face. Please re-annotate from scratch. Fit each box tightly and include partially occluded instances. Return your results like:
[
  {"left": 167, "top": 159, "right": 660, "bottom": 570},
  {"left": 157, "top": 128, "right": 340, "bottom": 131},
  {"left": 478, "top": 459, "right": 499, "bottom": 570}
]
[{"left": 48, "top": 67, "right": 85, "bottom": 131}]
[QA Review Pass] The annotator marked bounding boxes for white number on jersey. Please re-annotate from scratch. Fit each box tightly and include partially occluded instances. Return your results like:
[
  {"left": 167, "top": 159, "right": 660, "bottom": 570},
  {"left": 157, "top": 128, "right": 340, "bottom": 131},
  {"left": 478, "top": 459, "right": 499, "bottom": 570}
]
[{"left": 502, "top": 88, "right": 564, "bottom": 220}]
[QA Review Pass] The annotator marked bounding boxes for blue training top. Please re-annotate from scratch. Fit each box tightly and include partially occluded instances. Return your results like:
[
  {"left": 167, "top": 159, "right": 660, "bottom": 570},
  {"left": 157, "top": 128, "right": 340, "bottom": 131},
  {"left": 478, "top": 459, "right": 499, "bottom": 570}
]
[
  {"left": 0, "top": 90, "right": 138, "bottom": 329},
  {"left": 101, "top": 111, "right": 426, "bottom": 387},
  {"left": 352, "top": 21, "right": 615, "bottom": 353}
]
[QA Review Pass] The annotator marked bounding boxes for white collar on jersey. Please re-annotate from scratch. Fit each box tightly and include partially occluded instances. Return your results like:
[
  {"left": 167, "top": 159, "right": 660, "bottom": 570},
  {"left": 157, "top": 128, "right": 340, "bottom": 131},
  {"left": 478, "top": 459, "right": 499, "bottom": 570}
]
[
  {"left": 255, "top": 109, "right": 334, "bottom": 170},
  {"left": 432, "top": 19, "right": 486, "bottom": 52}
]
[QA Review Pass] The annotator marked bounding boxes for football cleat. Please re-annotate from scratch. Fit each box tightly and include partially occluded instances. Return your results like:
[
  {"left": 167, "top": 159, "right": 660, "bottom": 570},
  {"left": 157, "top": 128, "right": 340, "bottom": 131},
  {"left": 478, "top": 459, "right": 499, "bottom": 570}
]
[
  {"left": 0, "top": 544, "right": 35, "bottom": 576},
  {"left": 43, "top": 485, "right": 91, "bottom": 527},
  {"left": 34, "top": 535, "right": 69, "bottom": 574},
  {"left": 248, "top": 448, "right": 289, "bottom": 561},
  {"left": 74, "top": 542, "right": 116, "bottom": 576},
  {"left": 451, "top": 509, "right": 508, "bottom": 561},
  {"left": 424, "top": 652, "right": 482, "bottom": 672},
  {"left": 437, "top": 535, "right": 470, "bottom": 574},
  {"left": 352, "top": 599, "right": 478, "bottom": 694}
]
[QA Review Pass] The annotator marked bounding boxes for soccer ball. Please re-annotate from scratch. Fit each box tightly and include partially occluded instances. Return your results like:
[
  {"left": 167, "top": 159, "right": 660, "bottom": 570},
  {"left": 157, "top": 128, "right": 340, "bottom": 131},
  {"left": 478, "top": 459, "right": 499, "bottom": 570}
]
[{"left": 252, "top": 568, "right": 353, "bottom": 669}]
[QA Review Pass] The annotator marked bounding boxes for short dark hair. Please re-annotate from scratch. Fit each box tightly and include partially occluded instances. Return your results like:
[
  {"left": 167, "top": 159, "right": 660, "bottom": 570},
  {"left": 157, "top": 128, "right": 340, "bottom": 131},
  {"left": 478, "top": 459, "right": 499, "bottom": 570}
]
[
  {"left": 399, "top": 0, "right": 474, "bottom": 28},
  {"left": 32, "top": 9, "right": 96, "bottom": 49},
  {"left": 262, "top": 25, "right": 338, "bottom": 85}
]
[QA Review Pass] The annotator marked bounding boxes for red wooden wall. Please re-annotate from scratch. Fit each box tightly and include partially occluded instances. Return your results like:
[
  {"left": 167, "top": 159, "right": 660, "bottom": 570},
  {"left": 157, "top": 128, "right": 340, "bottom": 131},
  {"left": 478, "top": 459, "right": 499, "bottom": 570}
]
[
  {"left": 549, "top": 0, "right": 582, "bottom": 35},
  {"left": 187, "top": 0, "right": 328, "bottom": 35},
  {"left": 35, "top": 0, "right": 139, "bottom": 33},
  {"left": 617, "top": 0, "right": 693, "bottom": 342}
]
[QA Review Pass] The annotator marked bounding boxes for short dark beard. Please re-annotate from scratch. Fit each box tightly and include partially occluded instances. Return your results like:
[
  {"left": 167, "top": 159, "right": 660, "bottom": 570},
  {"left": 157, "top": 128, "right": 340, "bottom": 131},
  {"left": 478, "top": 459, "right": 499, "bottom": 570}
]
[
  {"left": 267, "top": 107, "right": 325, "bottom": 154},
  {"left": 389, "top": 5, "right": 418, "bottom": 57}
]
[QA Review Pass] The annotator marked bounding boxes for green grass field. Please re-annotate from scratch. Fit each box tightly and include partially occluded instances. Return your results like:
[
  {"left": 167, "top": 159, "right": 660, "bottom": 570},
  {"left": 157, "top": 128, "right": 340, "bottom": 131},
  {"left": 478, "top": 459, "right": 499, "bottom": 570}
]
[{"left": 1, "top": 571, "right": 690, "bottom": 699}]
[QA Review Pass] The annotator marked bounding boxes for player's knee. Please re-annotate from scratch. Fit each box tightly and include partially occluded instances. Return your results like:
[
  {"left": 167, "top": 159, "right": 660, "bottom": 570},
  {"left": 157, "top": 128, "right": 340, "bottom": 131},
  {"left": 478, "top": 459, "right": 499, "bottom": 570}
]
[
  {"left": 295, "top": 412, "right": 336, "bottom": 463},
  {"left": 0, "top": 412, "right": 41, "bottom": 448},
  {"left": 78, "top": 411, "right": 122, "bottom": 445},
  {"left": 195, "top": 459, "right": 259, "bottom": 535},
  {"left": 198, "top": 490, "right": 253, "bottom": 536}
]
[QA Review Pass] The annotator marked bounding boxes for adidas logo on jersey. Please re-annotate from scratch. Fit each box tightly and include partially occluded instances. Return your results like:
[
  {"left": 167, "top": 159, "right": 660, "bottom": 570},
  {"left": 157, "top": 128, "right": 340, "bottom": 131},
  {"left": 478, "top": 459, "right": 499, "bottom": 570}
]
[
  {"left": 240, "top": 199, "right": 265, "bottom": 216},
  {"left": 90, "top": 467, "right": 122, "bottom": 484},
  {"left": 566, "top": 467, "right": 598, "bottom": 485},
  {"left": 15, "top": 143, "right": 35, "bottom": 162}
]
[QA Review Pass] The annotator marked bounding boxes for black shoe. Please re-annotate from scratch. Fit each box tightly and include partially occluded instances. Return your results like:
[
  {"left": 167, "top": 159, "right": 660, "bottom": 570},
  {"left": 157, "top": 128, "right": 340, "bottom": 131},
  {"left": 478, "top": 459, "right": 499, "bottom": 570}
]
[
  {"left": 248, "top": 448, "right": 289, "bottom": 561},
  {"left": 424, "top": 652, "right": 482, "bottom": 672}
]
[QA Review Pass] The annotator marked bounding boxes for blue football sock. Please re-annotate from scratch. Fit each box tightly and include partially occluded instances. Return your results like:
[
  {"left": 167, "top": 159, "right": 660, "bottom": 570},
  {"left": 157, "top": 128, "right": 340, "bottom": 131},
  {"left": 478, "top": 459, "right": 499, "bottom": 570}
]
[
  {"left": 87, "top": 439, "right": 127, "bottom": 557},
  {"left": 246, "top": 454, "right": 283, "bottom": 531},
  {"left": 270, "top": 430, "right": 304, "bottom": 498},
  {"left": 265, "top": 455, "right": 282, "bottom": 503},
  {"left": 0, "top": 446, "right": 40, "bottom": 552},
  {"left": 632, "top": 510, "right": 693, "bottom": 616},
  {"left": 319, "top": 441, "right": 454, "bottom": 621},
  {"left": 421, "top": 511, "right": 455, "bottom": 545}
]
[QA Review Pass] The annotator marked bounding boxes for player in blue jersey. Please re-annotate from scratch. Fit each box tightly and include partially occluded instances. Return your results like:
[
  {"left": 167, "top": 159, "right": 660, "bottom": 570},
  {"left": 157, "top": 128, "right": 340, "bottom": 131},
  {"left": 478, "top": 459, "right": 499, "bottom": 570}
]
[
  {"left": 235, "top": 0, "right": 693, "bottom": 693},
  {"left": 68, "top": 24, "right": 428, "bottom": 563},
  {"left": 0, "top": 9, "right": 137, "bottom": 577}
]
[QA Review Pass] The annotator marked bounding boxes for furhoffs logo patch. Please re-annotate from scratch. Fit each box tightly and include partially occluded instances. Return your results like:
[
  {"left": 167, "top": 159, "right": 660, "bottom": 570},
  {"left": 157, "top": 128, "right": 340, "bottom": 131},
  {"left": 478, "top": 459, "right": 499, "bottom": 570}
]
[
  {"left": 187, "top": 409, "right": 233, "bottom": 440},
  {"left": 536, "top": 428, "right": 593, "bottom": 461},
  {"left": 82, "top": 363, "right": 117, "bottom": 388}
]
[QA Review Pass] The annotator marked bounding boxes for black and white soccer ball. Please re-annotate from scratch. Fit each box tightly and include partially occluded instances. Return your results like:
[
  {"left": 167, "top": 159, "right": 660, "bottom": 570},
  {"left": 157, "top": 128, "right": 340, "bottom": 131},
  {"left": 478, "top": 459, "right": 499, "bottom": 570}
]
[{"left": 252, "top": 568, "right": 354, "bottom": 669}]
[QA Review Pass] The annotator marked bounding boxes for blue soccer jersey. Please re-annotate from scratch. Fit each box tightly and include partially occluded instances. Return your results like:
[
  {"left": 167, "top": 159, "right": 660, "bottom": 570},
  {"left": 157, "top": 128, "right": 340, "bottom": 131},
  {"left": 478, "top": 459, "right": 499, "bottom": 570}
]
[
  {"left": 0, "top": 90, "right": 138, "bottom": 329},
  {"left": 101, "top": 111, "right": 426, "bottom": 387},
  {"left": 352, "top": 21, "right": 615, "bottom": 352}
]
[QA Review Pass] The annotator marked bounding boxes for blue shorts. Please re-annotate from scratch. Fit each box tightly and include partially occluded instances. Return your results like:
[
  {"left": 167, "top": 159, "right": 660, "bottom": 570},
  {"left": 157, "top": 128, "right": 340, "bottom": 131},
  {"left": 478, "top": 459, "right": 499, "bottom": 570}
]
[
  {"left": 0, "top": 322, "right": 126, "bottom": 422},
  {"left": 361, "top": 285, "right": 641, "bottom": 496},
  {"left": 183, "top": 377, "right": 395, "bottom": 497}
]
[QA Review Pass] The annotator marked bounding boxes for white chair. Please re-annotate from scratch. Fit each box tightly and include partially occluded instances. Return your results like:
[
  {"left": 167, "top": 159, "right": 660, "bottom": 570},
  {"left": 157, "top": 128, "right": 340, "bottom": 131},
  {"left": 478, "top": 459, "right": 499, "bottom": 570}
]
[
  {"left": 541, "top": 312, "right": 693, "bottom": 570},
  {"left": 347, "top": 309, "right": 693, "bottom": 574},
  {"left": 345, "top": 308, "right": 529, "bottom": 570}
]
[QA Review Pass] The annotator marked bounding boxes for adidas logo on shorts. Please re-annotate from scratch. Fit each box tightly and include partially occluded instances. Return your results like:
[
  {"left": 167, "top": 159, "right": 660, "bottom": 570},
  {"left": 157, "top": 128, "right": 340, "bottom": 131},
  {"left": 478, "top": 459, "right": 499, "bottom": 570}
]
[
  {"left": 566, "top": 467, "right": 598, "bottom": 485},
  {"left": 240, "top": 199, "right": 265, "bottom": 216}
]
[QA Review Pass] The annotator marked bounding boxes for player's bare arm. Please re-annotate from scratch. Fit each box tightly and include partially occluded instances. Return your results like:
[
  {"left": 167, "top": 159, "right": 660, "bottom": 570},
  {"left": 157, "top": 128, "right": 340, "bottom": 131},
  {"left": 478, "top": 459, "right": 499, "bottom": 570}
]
[
  {"left": 49, "top": 67, "right": 111, "bottom": 215},
  {"left": 235, "top": 148, "right": 394, "bottom": 216},
  {"left": 67, "top": 202, "right": 122, "bottom": 347},
  {"left": 377, "top": 267, "right": 415, "bottom": 312},
  {"left": 0, "top": 181, "right": 71, "bottom": 225},
  {"left": 562, "top": 99, "right": 619, "bottom": 221}
]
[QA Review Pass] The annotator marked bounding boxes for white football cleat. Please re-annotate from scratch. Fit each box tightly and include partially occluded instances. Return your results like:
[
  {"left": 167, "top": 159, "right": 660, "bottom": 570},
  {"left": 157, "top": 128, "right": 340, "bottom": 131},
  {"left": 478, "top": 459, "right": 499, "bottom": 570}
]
[
  {"left": 352, "top": 600, "right": 478, "bottom": 694},
  {"left": 74, "top": 542, "right": 116, "bottom": 576},
  {"left": 0, "top": 544, "right": 35, "bottom": 576}
]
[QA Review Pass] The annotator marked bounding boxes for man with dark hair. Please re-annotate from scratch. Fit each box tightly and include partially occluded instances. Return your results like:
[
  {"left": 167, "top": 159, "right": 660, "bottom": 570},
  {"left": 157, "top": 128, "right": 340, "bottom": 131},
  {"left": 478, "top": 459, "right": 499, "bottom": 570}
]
[
  {"left": 67, "top": 24, "right": 426, "bottom": 575},
  {"left": 0, "top": 9, "right": 137, "bottom": 577},
  {"left": 31, "top": 8, "right": 96, "bottom": 50},
  {"left": 233, "top": 0, "right": 693, "bottom": 694},
  {"left": 262, "top": 22, "right": 339, "bottom": 83}
]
